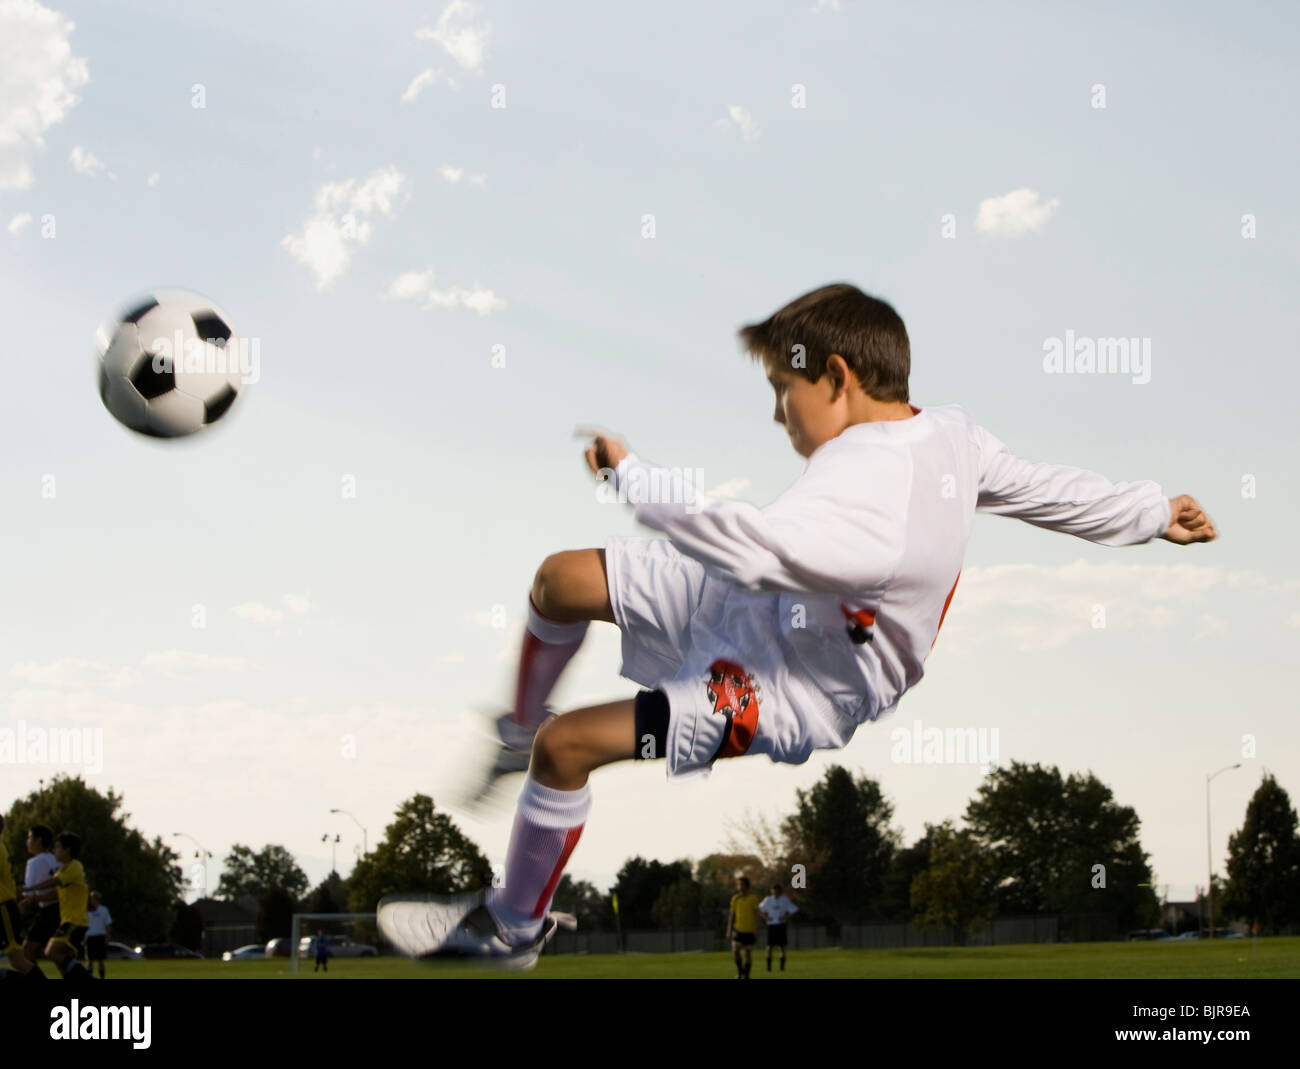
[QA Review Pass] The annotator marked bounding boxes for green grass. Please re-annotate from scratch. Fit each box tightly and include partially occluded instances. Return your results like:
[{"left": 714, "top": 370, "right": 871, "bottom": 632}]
[{"left": 47, "top": 937, "right": 1300, "bottom": 979}]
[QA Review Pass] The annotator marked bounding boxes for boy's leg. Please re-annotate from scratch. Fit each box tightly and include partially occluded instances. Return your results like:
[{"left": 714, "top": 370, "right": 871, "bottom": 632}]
[
  {"left": 497, "top": 550, "right": 612, "bottom": 749},
  {"left": 488, "top": 695, "right": 651, "bottom": 944}
]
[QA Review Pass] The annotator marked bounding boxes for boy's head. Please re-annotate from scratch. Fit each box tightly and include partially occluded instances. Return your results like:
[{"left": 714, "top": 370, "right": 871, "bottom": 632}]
[
  {"left": 53, "top": 832, "right": 81, "bottom": 861},
  {"left": 28, "top": 824, "right": 54, "bottom": 855},
  {"left": 739, "top": 283, "right": 913, "bottom": 457},
  {"left": 771, "top": 883, "right": 782, "bottom": 895},
  {"left": 736, "top": 875, "right": 750, "bottom": 892}
]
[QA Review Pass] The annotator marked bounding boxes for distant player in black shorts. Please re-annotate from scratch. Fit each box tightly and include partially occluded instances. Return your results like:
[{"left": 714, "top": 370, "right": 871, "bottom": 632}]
[
  {"left": 759, "top": 883, "right": 799, "bottom": 972},
  {"left": 84, "top": 892, "right": 113, "bottom": 979},
  {"left": 727, "top": 876, "right": 761, "bottom": 979}
]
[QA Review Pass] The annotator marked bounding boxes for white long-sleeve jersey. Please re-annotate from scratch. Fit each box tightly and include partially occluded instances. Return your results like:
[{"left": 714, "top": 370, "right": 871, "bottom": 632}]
[{"left": 612, "top": 403, "right": 1172, "bottom": 734}]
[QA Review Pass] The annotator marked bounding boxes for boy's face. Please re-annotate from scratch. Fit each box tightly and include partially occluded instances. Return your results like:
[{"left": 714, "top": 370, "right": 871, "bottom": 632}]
[
  {"left": 766, "top": 362, "right": 845, "bottom": 458},
  {"left": 53, "top": 843, "right": 70, "bottom": 863},
  {"left": 27, "top": 832, "right": 42, "bottom": 856}
]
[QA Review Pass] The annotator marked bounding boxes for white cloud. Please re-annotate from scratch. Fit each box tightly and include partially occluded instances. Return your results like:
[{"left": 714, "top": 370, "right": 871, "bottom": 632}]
[
  {"left": 416, "top": 1, "right": 489, "bottom": 72},
  {"left": 281, "top": 167, "right": 408, "bottom": 289},
  {"left": 0, "top": 0, "right": 89, "bottom": 191},
  {"left": 401, "top": 68, "right": 436, "bottom": 103},
  {"left": 380, "top": 269, "right": 505, "bottom": 316},
  {"left": 940, "top": 559, "right": 1224, "bottom": 653},
  {"left": 8, "top": 211, "right": 32, "bottom": 234},
  {"left": 142, "top": 650, "right": 255, "bottom": 679},
  {"left": 717, "top": 105, "right": 761, "bottom": 142},
  {"left": 439, "top": 164, "right": 486, "bottom": 185},
  {"left": 232, "top": 602, "right": 283, "bottom": 625},
  {"left": 232, "top": 594, "right": 311, "bottom": 626},
  {"left": 146, "top": 171, "right": 160, "bottom": 186},
  {"left": 1289, "top": 611, "right": 1300, "bottom": 630},
  {"left": 975, "top": 188, "right": 1060, "bottom": 237},
  {"left": 10, "top": 658, "right": 137, "bottom": 689},
  {"left": 281, "top": 593, "right": 311, "bottom": 616},
  {"left": 68, "top": 144, "right": 104, "bottom": 176}
]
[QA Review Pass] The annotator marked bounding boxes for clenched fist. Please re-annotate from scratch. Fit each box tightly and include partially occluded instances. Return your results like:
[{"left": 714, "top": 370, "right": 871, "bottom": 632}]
[{"left": 1161, "top": 494, "right": 1218, "bottom": 544}]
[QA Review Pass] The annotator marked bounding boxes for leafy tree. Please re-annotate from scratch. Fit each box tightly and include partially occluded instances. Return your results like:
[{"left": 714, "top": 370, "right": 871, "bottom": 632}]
[
  {"left": 171, "top": 900, "right": 203, "bottom": 950},
  {"left": 257, "top": 887, "right": 297, "bottom": 943},
  {"left": 652, "top": 877, "right": 703, "bottom": 928},
  {"left": 965, "top": 761, "right": 1157, "bottom": 930},
  {"left": 1223, "top": 773, "right": 1300, "bottom": 933},
  {"left": 303, "top": 870, "right": 349, "bottom": 915},
  {"left": 780, "top": 765, "right": 900, "bottom": 924},
  {"left": 2, "top": 775, "right": 181, "bottom": 942},
  {"left": 552, "top": 874, "right": 609, "bottom": 930},
  {"left": 216, "top": 844, "right": 309, "bottom": 902},
  {"left": 910, "top": 821, "right": 998, "bottom": 944},
  {"left": 346, "top": 795, "right": 491, "bottom": 912},
  {"left": 879, "top": 827, "right": 937, "bottom": 922},
  {"left": 611, "top": 857, "right": 692, "bottom": 929}
]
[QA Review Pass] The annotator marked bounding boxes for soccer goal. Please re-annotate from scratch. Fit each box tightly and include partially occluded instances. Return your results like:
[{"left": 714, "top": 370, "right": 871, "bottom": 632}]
[{"left": 288, "top": 913, "right": 381, "bottom": 973}]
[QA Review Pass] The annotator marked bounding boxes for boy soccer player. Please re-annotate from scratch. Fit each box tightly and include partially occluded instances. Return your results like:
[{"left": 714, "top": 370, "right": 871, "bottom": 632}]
[
  {"left": 21, "top": 825, "right": 59, "bottom": 971},
  {"left": 378, "top": 283, "right": 1217, "bottom": 968},
  {"left": 21, "top": 833, "right": 91, "bottom": 981},
  {"left": 727, "top": 876, "right": 761, "bottom": 979},
  {"left": 1, "top": 816, "right": 42, "bottom": 980},
  {"left": 760, "top": 883, "right": 799, "bottom": 972}
]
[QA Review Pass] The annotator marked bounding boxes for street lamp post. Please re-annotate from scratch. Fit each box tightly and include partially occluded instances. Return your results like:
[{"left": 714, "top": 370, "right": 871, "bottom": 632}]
[
  {"left": 329, "top": 808, "right": 368, "bottom": 858},
  {"left": 1206, "top": 763, "right": 1241, "bottom": 939},
  {"left": 173, "top": 832, "right": 214, "bottom": 901},
  {"left": 322, "top": 833, "right": 341, "bottom": 874}
]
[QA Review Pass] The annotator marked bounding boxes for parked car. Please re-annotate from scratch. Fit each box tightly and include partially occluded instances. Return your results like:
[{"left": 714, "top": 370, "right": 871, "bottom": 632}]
[
  {"left": 134, "top": 943, "right": 203, "bottom": 959},
  {"left": 1126, "top": 928, "right": 1173, "bottom": 941},
  {"left": 297, "top": 934, "right": 378, "bottom": 958},
  {"left": 104, "top": 941, "right": 143, "bottom": 960},
  {"left": 265, "top": 937, "right": 293, "bottom": 957},
  {"left": 221, "top": 944, "right": 267, "bottom": 961},
  {"left": 1174, "top": 930, "right": 1202, "bottom": 940}
]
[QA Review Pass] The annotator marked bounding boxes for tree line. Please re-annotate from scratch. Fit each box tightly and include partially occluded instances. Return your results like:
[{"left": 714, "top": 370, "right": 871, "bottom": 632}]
[{"left": 5, "top": 765, "right": 1299, "bottom": 948}]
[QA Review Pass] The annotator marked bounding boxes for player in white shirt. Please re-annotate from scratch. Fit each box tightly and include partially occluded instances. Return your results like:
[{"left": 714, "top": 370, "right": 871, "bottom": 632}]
[
  {"left": 21, "top": 826, "right": 60, "bottom": 969},
  {"left": 759, "top": 884, "right": 799, "bottom": 972},
  {"left": 380, "top": 283, "right": 1218, "bottom": 967},
  {"left": 85, "top": 893, "right": 113, "bottom": 979}
]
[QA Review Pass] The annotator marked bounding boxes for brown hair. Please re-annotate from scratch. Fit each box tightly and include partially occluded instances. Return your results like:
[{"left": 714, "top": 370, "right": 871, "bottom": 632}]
[{"left": 738, "top": 283, "right": 910, "bottom": 402}]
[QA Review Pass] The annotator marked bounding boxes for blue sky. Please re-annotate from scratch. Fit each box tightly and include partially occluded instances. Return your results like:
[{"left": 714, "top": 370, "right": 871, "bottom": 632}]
[{"left": 2, "top": 0, "right": 1297, "bottom": 906}]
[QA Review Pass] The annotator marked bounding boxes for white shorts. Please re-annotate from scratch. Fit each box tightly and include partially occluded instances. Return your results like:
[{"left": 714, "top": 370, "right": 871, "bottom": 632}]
[{"left": 604, "top": 537, "right": 849, "bottom": 781}]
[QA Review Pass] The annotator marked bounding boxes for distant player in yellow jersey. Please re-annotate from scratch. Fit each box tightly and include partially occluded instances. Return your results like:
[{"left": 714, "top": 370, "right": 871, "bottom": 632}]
[
  {"left": 0, "top": 815, "right": 43, "bottom": 981},
  {"left": 726, "top": 875, "right": 761, "bottom": 979},
  {"left": 21, "top": 832, "right": 91, "bottom": 981}
]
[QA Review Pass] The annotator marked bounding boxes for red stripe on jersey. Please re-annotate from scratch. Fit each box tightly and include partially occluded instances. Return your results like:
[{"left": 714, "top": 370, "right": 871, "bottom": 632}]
[
  {"left": 931, "top": 572, "right": 961, "bottom": 649},
  {"left": 530, "top": 825, "right": 584, "bottom": 920}
]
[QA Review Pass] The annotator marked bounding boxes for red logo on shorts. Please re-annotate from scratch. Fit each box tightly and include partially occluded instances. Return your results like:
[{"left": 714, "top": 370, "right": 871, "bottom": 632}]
[{"left": 706, "top": 659, "right": 759, "bottom": 761}]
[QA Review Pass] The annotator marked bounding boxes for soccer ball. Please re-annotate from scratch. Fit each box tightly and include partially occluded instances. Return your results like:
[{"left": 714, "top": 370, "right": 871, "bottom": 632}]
[{"left": 96, "top": 289, "right": 244, "bottom": 438}]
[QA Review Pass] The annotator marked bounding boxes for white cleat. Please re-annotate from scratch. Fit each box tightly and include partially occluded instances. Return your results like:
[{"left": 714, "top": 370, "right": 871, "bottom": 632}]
[
  {"left": 377, "top": 892, "right": 482, "bottom": 958},
  {"left": 377, "top": 891, "right": 561, "bottom": 971}
]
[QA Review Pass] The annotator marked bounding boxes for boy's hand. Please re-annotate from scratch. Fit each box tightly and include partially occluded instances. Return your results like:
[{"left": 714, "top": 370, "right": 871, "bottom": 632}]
[
  {"left": 577, "top": 428, "right": 629, "bottom": 477},
  {"left": 1161, "top": 494, "right": 1218, "bottom": 544}
]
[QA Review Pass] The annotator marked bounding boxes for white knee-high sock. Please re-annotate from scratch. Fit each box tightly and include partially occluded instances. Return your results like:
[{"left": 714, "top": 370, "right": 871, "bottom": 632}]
[
  {"left": 489, "top": 773, "right": 590, "bottom": 943},
  {"left": 509, "top": 596, "right": 588, "bottom": 738}
]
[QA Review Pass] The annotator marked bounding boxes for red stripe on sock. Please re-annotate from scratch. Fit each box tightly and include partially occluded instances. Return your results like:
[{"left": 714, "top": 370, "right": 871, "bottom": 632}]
[
  {"left": 530, "top": 824, "right": 584, "bottom": 919},
  {"left": 511, "top": 630, "right": 542, "bottom": 725}
]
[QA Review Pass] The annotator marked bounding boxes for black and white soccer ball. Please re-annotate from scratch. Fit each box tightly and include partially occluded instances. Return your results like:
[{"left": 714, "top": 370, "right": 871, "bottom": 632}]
[{"left": 96, "top": 289, "right": 244, "bottom": 438}]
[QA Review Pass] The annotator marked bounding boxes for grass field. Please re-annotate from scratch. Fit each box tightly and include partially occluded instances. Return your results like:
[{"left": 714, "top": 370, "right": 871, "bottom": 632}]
[{"left": 43, "top": 937, "right": 1300, "bottom": 979}]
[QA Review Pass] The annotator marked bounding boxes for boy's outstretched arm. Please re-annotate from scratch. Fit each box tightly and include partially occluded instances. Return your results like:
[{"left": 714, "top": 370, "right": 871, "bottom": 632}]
[
  {"left": 974, "top": 424, "right": 1217, "bottom": 547},
  {"left": 584, "top": 433, "right": 907, "bottom": 594}
]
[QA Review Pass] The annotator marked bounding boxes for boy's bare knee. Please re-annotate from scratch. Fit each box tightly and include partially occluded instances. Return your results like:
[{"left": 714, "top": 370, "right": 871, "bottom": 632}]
[
  {"left": 531, "top": 715, "right": 584, "bottom": 783},
  {"left": 531, "top": 553, "right": 570, "bottom": 620}
]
